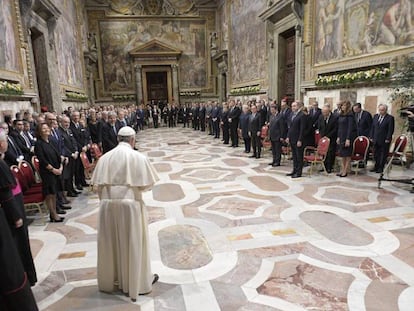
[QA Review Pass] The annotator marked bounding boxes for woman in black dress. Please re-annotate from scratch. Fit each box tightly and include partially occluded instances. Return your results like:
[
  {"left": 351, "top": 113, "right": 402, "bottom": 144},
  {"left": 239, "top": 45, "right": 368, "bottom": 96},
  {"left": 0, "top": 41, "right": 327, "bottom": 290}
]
[
  {"left": 336, "top": 100, "right": 357, "bottom": 177},
  {"left": 34, "top": 123, "right": 64, "bottom": 222}
]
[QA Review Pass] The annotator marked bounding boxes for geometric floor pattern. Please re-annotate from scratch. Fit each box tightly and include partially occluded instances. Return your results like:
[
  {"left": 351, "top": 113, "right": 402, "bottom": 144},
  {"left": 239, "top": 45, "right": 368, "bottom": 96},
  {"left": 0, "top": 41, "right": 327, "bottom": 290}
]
[{"left": 30, "top": 127, "right": 414, "bottom": 310}]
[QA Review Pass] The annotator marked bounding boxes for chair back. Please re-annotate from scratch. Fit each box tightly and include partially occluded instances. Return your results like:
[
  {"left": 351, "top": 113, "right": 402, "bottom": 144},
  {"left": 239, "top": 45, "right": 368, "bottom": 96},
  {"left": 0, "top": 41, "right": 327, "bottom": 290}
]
[
  {"left": 32, "top": 156, "right": 40, "bottom": 173},
  {"left": 317, "top": 136, "right": 330, "bottom": 156},
  {"left": 314, "top": 130, "right": 321, "bottom": 146},
  {"left": 90, "top": 143, "right": 102, "bottom": 159},
  {"left": 10, "top": 165, "right": 29, "bottom": 192},
  {"left": 80, "top": 151, "right": 93, "bottom": 170},
  {"left": 392, "top": 135, "right": 408, "bottom": 154},
  {"left": 352, "top": 136, "right": 370, "bottom": 159},
  {"left": 19, "top": 160, "right": 36, "bottom": 186},
  {"left": 260, "top": 125, "right": 268, "bottom": 139}
]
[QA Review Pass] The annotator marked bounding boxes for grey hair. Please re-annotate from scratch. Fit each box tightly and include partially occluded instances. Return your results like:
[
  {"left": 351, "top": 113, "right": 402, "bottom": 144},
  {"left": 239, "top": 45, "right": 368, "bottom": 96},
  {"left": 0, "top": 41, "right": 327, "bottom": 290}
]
[{"left": 118, "top": 135, "right": 134, "bottom": 143}]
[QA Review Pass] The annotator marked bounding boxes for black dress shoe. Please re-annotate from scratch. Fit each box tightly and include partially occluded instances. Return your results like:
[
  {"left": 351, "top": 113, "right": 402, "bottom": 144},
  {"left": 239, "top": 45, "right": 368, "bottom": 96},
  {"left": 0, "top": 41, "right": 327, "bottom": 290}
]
[
  {"left": 256, "top": 155, "right": 260, "bottom": 159},
  {"left": 81, "top": 183, "right": 89, "bottom": 187},
  {"left": 62, "top": 200, "right": 70, "bottom": 205},
  {"left": 272, "top": 164, "right": 281, "bottom": 167},
  {"left": 152, "top": 274, "right": 159, "bottom": 285},
  {"left": 268, "top": 162, "right": 275, "bottom": 165},
  {"left": 50, "top": 217, "right": 64, "bottom": 223},
  {"left": 61, "top": 205, "right": 72, "bottom": 210},
  {"left": 369, "top": 168, "right": 377, "bottom": 172},
  {"left": 74, "top": 190, "right": 81, "bottom": 194},
  {"left": 286, "top": 172, "right": 295, "bottom": 176},
  {"left": 67, "top": 192, "right": 78, "bottom": 197},
  {"left": 249, "top": 155, "right": 256, "bottom": 158},
  {"left": 57, "top": 209, "right": 66, "bottom": 215},
  {"left": 291, "top": 174, "right": 302, "bottom": 178},
  {"left": 76, "top": 185, "right": 83, "bottom": 191}
]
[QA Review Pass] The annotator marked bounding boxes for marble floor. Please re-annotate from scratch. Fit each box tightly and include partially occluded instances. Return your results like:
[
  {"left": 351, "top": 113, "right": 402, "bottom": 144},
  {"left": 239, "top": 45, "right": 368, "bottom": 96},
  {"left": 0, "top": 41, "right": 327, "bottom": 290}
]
[{"left": 29, "top": 127, "right": 414, "bottom": 311}]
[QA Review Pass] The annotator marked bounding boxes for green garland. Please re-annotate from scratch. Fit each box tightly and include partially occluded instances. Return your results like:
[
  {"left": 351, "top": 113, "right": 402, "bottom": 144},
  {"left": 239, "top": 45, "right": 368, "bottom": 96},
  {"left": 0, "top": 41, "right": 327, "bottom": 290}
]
[
  {"left": 230, "top": 85, "right": 261, "bottom": 96},
  {"left": 0, "top": 81, "right": 24, "bottom": 95},
  {"left": 66, "top": 91, "right": 88, "bottom": 101},
  {"left": 315, "top": 67, "right": 391, "bottom": 87},
  {"left": 112, "top": 94, "right": 135, "bottom": 101}
]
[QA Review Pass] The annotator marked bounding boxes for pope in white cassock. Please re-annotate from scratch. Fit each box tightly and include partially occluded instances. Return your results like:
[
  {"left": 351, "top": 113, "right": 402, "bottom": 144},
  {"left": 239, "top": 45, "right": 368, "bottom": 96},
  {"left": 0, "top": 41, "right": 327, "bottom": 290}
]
[{"left": 91, "top": 126, "right": 159, "bottom": 302}]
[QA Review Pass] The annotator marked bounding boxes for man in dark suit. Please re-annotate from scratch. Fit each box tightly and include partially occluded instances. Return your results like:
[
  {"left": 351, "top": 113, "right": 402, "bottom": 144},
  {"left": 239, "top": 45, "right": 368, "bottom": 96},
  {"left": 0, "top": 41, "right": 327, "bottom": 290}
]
[
  {"left": 116, "top": 109, "right": 128, "bottom": 130},
  {"left": 211, "top": 102, "right": 221, "bottom": 138},
  {"left": 59, "top": 116, "right": 79, "bottom": 197},
  {"left": 10, "top": 119, "right": 33, "bottom": 163},
  {"left": 317, "top": 105, "right": 338, "bottom": 173},
  {"left": 268, "top": 105, "right": 286, "bottom": 166},
  {"left": 70, "top": 111, "right": 89, "bottom": 190},
  {"left": 249, "top": 104, "right": 262, "bottom": 159},
  {"left": 1, "top": 122, "right": 24, "bottom": 167},
  {"left": 353, "top": 102, "right": 373, "bottom": 137},
  {"left": 102, "top": 112, "right": 119, "bottom": 154},
  {"left": 135, "top": 105, "right": 145, "bottom": 131},
  {"left": 309, "top": 101, "right": 322, "bottom": 129},
  {"left": 286, "top": 101, "right": 306, "bottom": 178},
  {"left": 228, "top": 99, "right": 241, "bottom": 147},
  {"left": 280, "top": 98, "right": 292, "bottom": 128},
  {"left": 370, "top": 104, "right": 395, "bottom": 173},
  {"left": 199, "top": 102, "right": 206, "bottom": 131}
]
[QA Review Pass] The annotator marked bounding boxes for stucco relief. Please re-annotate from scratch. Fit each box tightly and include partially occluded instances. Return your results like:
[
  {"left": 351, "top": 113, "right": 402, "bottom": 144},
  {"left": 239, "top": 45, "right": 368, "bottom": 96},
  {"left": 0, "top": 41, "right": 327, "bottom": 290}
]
[
  {"left": 230, "top": 0, "right": 267, "bottom": 86},
  {"left": 314, "top": 0, "right": 414, "bottom": 65},
  {"left": 99, "top": 19, "right": 207, "bottom": 92}
]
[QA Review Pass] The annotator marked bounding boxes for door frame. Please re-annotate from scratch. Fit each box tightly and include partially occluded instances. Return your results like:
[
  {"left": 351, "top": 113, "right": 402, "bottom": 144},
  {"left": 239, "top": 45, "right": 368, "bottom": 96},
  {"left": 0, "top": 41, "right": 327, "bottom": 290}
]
[{"left": 142, "top": 66, "right": 173, "bottom": 105}]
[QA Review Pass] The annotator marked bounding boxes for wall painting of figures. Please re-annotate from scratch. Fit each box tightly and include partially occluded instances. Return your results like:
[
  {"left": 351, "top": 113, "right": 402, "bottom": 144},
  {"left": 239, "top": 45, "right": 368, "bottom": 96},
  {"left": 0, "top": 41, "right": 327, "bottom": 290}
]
[
  {"left": 0, "top": 0, "right": 21, "bottom": 76},
  {"left": 229, "top": 0, "right": 267, "bottom": 87},
  {"left": 314, "top": 0, "right": 414, "bottom": 65},
  {"left": 54, "top": 0, "right": 85, "bottom": 90},
  {"left": 99, "top": 19, "right": 207, "bottom": 93}
]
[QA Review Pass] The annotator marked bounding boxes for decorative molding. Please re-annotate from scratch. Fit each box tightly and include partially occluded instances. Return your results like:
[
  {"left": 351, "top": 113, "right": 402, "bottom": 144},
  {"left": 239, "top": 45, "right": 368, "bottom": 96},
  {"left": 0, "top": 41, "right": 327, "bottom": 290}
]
[{"left": 129, "top": 39, "right": 182, "bottom": 59}]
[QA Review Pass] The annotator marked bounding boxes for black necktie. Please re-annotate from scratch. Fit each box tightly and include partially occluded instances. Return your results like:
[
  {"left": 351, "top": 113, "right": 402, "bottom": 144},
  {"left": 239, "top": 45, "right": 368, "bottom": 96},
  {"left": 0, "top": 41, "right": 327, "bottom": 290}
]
[{"left": 21, "top": 132, "right": 31, "bottom": 148}]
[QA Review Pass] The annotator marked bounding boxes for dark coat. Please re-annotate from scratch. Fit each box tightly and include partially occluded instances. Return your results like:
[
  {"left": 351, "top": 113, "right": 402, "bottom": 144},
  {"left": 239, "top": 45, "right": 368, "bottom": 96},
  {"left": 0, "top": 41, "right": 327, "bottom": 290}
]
[
  {"left": 239, "top": 112, "right": 251, "bottom": 139},
  {"left": 101, "top": 122, "right": 119, "bottom": 153},
  {"left": 355, "top": 110, "right": 373, "bottom": 137},
  {"left": 370, "top": 113, "right": 395, "bottom": 145},
  {"left": 318, "top": 113, "right": 338, "bottom": 140},
  {"left": 268, "top": 113, "right": 286, "bottom": 142},
  {"left": 287, "top": 111, "right": 306, "bottom": 144},
  {"left": 248, "top": 113, "right": 261, "bottom": 135}
]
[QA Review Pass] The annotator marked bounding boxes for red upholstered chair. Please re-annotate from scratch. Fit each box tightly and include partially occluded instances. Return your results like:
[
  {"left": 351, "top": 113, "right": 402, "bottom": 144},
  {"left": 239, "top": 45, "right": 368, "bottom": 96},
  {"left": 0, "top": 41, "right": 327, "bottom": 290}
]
[
  {"left": 303, "top": 136, "right": 330, "bottom": 175},
  {"left": 260, "top": 125, "right": 271, "bottom": 149},
  {"left": 388, "top": 135, "right": 408, "bottom": 168},
  {"left": 80, "top": 151, "right": 96, "bottom": 179},
  {"left": 19, "top": 160, "right": 42, "bottom": 190},
  {"left": 90, "top": 143, "right": 102, "bottom": 160},
  {"left": 10, "top": 166, "right": 46, "bottom": 223},
  {"left": 350, "top": 136, "right": 370, "bottom": 175}
]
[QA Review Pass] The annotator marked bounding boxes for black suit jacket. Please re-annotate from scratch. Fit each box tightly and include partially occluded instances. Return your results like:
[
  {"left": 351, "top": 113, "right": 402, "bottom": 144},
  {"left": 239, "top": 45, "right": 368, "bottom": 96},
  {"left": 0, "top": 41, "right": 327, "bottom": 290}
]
[
  {"left": 269, "top": 113, "right": 286, "bottom": 141},
  {"left": 58, "top": 127, "right": 77, "bottom": 158},
  {"left": 370, "top": 114, "right": 395, "bottom": 145},
  {"left": 101, "top": 122, "right": 118, "bottom": 153},
  {"left": 355, "top": 110, "right": 373, "bottom": 137},
  {"left": 248, "top": 113, "right": 261, "bottom": 135},
  {"left": 228, "top": 106, "right": 241, "bottom": 125},
  {"left": 4, "top": 136, "right": 24, "bottom": 166},
  {"left": 10, "top": 131, "right": 32, "bottom": 162},
  {"left": 310, "top": 108, "right": 322, "bottom": 128},
  {"left": 287, "top": 111, "right": 306, "bottom": 144},
  {"left": 318, "top": 113, "right": 338, "bottom": 141}
]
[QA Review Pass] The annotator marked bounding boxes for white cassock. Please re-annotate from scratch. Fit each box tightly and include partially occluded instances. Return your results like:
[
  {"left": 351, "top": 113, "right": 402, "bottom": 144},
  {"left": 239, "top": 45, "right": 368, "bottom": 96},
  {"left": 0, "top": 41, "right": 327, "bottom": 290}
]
[{"left": 91, "top": 142, "right": 159, "bottom": 300}]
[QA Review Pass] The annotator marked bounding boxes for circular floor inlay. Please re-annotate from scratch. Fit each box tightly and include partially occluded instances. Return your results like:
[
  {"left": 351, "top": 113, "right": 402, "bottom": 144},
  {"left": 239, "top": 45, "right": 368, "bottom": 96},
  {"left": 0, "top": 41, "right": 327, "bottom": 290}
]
[{"left": 158, "top": 225, "right": 213, "bottom": 269}]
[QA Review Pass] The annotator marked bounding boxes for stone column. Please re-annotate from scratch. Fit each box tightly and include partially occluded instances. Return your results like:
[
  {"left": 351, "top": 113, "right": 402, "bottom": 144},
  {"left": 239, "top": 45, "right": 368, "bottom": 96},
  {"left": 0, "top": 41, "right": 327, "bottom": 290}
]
[
  {"left": 217, "top": 73, "right": 223, "bottom": 103},
  {"left": 172, "top": 64, "right": 179, "bottom": 103},
  {"left": 135, "top": 64, "right": 143, "bottom": 105}
]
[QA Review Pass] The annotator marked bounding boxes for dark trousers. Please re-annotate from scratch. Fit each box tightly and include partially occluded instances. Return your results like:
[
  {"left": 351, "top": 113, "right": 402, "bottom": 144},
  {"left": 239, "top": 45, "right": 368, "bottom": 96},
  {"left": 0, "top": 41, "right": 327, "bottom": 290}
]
[
  {"left": 251, "top": 134, "right": 262, "bottom": 157},
  {"left": 324, "top": 142, "right": 336, "bottom": 171},
  {"left": 183, "top": 117, "right": 189, "bottom": 128},
  {"left": 291, "top": 143, "right": 304, "bottom": 175},
  {"left": 230, "top": 124, "right": 239, "bottom": 146},
  {"left": 243, "top": 137, "right": 251, "bottom": 152},
  {"left": 374, "top": 142, "right": 390, "bottom": 171},
  {"left": 213, "top": 120, "right": 220, "bottom": 138},
  {"left": 153, "top": 116, "right": 159, "bottom": 128},
  {"left": 207, "top": 118, "right": 213, "bottom": 134},
  {"left": 271, "top": 140, "right": 282, "bottom": 164},
  {"left": 222, "top": 125, "right": 229, "bottom": 143},
  {"left": 63, "top": 160, "right": 75, "bottom": 192},
  {"left": 200, "top": 118, "right": 206, "bottom": 131},
  {"left": 74, "top": 157, "right": 85, "bottom": 187},
  {"left": 193, "top": 118, "right": 200, "bottom": 130}
]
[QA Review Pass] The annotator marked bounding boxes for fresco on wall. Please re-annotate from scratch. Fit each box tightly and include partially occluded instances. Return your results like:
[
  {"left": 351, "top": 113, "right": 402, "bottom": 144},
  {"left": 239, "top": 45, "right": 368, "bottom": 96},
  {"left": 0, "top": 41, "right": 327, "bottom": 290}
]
[
  {"left": 230, "top": 0, "right": 267, "bottom": 86},
  {"left": 314, "top": 0, "right": 414, "bottom": 64},
  {"left": 0, "top": 0, "right": 19, "bottom": 73},
  {"left": 99, "top": 19, "right": 207, "bottom": 91},
  {"left": 54, "top": 0, "right": 84, "bottom": 89},
  {"left": 218, "top": 1, "right": 229, "bottom": 50}
]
